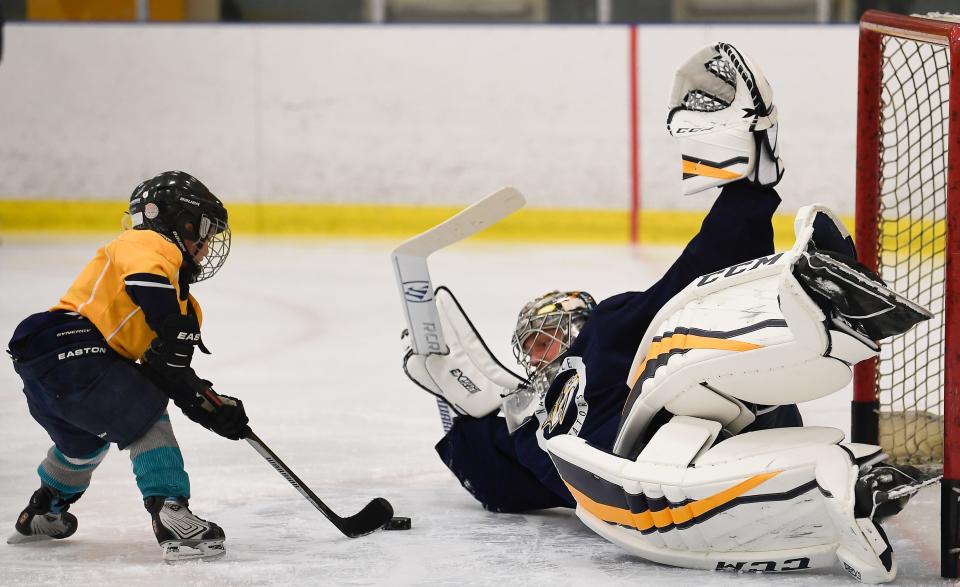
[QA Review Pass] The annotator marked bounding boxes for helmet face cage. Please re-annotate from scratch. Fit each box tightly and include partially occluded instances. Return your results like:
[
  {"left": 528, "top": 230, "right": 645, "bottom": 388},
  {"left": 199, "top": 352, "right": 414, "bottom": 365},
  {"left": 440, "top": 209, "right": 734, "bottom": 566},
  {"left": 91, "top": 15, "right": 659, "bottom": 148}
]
[
  {"left": 128, "top": 171, "right": 230, "bottom": 283},
  {"left": 511, "top": 291, "right": 596, "bottom": 397},
  {"left": 189, "top": 211, "right": 231, "bottom": 283}
]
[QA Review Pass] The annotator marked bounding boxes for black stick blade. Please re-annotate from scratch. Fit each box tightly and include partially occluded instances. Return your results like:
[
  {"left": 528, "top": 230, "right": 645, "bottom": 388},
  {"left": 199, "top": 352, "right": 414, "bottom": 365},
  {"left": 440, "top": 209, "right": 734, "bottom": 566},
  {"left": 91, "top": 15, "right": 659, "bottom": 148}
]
[{"left": 339, "top": 497, "right": 394, "bottom": 538}]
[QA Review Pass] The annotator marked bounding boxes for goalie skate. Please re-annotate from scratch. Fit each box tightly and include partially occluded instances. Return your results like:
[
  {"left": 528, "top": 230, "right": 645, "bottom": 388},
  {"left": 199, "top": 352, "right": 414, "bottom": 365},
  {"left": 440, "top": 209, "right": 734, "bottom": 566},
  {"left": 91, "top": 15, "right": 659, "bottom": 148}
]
[
  {"left": 855, "top": 462, "right": 942, "bottom": 522},
  {"left": 145, "top": 497, "right": 226, "bottom": 563}
]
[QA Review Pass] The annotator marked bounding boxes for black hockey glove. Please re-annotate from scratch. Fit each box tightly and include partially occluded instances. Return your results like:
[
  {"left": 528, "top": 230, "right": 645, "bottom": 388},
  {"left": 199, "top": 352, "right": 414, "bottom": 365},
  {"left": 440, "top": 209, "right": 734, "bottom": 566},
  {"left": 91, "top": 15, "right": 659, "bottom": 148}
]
[
  {"left": 141, "top": 314, "right": 248, "bottom": 440},
  {"left": 142, "top": 314, "right": 202, "bottom": 380},
  {"left": 167, "top": 378, "right": 250, "bottom": 441},
  {"left": 189, "top": 385, "right": 250, "bottom": 441},
  {"left": 208, "top": 394, "right": 249, "bottom": 440}
]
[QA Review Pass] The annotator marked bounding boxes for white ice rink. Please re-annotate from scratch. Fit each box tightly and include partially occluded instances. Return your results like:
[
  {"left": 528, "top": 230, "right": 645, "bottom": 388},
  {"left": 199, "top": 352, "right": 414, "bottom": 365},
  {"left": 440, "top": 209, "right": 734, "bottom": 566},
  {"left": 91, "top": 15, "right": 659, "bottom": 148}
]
[{"left": 0, "top": 236, "right": 945, "bottom": 586}]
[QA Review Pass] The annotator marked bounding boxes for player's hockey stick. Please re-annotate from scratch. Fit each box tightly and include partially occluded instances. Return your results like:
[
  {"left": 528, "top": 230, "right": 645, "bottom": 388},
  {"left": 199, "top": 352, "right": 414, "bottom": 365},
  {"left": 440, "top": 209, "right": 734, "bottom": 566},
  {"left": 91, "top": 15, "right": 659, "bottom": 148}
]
[
  {"left": 201, "top": 390, "right": 393, "bottom": 538},
  {"left": 392, "top": 187, "right": 527, "bottom": 428},
  {"left": 243, "top": 430, "right": 394, "bottom": 538}
]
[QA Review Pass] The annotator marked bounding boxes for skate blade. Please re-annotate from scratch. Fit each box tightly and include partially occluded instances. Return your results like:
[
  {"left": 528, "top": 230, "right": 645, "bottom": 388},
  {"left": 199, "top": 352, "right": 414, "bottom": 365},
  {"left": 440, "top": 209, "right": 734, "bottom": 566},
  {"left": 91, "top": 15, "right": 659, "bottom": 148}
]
[
  {"left": 6, "top": 532, "right": 53, "bottom": 545},
  {"left": 162, "top": 540, "right": 225, "bottom": 563}
]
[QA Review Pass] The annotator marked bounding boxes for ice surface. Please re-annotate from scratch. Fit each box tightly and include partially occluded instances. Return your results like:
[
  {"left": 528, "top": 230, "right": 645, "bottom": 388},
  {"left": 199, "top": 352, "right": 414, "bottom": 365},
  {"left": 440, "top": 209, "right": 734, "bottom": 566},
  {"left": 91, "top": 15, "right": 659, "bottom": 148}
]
[{"left": 0, "top": 236, "right": 946, "bottom": 586}]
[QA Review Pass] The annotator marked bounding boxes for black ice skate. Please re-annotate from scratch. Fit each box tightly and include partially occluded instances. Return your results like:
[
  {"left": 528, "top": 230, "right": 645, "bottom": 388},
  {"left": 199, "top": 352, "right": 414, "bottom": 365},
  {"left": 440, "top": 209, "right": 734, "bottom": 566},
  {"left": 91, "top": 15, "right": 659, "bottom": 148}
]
[
  {"left": 7, "top": 486, "right": 79, "bottom": 544},
  {"left": 855, "top": 462, "right": 942, "bottom": 521},
  {"left": 145, "top": 496, "right": 225, "bottom": 563}
]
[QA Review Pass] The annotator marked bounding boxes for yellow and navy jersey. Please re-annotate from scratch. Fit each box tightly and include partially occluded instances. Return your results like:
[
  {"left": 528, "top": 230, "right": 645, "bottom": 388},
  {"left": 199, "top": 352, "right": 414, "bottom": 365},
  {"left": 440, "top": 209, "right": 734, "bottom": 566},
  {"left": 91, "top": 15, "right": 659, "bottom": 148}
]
[{"left": 51, "top": 229, "right": 203, "bottom": 360}]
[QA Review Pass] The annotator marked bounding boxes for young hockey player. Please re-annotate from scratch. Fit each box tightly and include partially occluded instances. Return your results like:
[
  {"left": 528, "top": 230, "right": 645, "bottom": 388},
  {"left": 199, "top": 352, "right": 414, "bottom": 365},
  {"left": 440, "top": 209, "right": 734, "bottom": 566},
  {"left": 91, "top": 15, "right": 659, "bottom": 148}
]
[{"left": 6, "top": 171, "right": 248, "bottom": 562}]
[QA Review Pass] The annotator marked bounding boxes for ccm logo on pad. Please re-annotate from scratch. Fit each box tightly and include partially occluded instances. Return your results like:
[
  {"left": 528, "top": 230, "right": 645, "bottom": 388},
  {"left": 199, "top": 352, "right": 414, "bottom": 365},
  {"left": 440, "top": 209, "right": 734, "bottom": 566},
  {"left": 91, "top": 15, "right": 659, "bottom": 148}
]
[
  {"left": 697, "top": 253, "right": 784, "bottom": 287},
  {"left": 716, "top": 557, "right": 810, "bottom": 573}
]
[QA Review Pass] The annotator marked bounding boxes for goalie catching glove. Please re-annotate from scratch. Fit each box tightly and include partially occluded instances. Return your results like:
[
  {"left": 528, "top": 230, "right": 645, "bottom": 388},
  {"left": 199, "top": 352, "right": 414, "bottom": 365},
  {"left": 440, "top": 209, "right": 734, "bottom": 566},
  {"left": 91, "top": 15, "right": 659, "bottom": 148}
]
[
  {"left": 402, "top": 286, "right": 527, "bottom": 421},
  {"left": 141, "top": 314, "right": 249, "bottom": 440},
  {"left": 668, "top": 42, "right": 784, "bottom": 194}
]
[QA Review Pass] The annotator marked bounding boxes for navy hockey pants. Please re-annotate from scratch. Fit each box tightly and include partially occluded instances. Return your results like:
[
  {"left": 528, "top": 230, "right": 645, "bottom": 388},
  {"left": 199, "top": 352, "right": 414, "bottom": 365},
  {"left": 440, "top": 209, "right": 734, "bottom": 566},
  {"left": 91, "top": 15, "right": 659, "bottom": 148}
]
[{"left": 9, "top": 311, "right": 190, "bottom": 503}]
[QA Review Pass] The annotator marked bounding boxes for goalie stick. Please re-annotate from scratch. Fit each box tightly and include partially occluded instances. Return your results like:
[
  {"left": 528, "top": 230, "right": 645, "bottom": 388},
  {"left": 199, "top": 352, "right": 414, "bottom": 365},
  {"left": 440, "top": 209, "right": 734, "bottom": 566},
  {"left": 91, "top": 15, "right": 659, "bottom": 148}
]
[
  {"left": 202, "top": 390, "right": 393, "bottom": 538},
  {"left": 392, "top": 187, "right": 527, "bottom": 430}
]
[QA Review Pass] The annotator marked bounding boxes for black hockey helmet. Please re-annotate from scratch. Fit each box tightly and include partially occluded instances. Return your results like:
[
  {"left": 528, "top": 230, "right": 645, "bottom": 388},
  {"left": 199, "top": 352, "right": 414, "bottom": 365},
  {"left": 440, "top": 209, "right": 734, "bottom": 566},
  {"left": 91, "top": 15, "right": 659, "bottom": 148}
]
[{"left": 129, "top": 171, "right": 230, "bottom": 283}]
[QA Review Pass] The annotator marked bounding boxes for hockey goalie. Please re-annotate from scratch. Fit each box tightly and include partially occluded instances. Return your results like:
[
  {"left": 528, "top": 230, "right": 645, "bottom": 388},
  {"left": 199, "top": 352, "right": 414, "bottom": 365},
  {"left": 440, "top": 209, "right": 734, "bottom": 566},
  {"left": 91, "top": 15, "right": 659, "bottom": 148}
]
[
  {"left": 401, "top": 42, "right": 936, "bottom": 583},
  {"left": 538, "top": 44, "right": 936, "bottom": 584}
]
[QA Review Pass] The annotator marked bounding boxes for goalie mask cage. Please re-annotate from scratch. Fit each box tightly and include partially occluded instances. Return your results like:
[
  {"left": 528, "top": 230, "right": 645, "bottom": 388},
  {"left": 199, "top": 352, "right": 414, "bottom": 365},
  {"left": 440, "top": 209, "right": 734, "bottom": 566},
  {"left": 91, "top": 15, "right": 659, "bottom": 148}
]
[{"left": 852, "top": 9, "right": 960, "bottom": 579}]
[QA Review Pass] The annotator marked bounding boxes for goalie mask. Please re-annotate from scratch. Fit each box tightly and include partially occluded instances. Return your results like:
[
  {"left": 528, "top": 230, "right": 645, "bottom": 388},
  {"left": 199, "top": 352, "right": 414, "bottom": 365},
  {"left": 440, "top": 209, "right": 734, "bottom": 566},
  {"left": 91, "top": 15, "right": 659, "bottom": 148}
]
[
  {"left": 511, "top": 290, "right": 596, "bottom": 398},
  {"left": 128, "top": 171, "right": 231, "bottom": 283}
]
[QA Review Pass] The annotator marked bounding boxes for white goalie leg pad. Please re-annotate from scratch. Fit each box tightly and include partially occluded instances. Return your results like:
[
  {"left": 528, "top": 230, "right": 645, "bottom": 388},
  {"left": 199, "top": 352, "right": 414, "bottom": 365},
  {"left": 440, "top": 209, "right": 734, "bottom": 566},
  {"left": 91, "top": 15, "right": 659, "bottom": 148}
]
[
  {"left": 546, "top": 421, "right": 896, "bottom": 582},
  {"left": 614, "top": 253, "right": 874, "bottom": 456},
  {"left": 668, "top": 42, "right": 784, "bottom": 195},
  {"left": 402, "top": 287, "right": 526, "bottom": 418},
  {"left": 613, "top": 204, "right": 900, "bottom": 458},
  {"left": 816, "top": 447, "right": 897, "bottom": 583}
]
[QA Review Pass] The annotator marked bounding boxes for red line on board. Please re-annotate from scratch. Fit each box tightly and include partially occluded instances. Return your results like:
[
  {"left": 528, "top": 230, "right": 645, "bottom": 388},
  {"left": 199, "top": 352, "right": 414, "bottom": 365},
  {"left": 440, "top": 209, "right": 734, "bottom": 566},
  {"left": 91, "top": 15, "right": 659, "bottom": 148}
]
[{"left": 629, "top": 25, "right": 640, "bottom": 244}]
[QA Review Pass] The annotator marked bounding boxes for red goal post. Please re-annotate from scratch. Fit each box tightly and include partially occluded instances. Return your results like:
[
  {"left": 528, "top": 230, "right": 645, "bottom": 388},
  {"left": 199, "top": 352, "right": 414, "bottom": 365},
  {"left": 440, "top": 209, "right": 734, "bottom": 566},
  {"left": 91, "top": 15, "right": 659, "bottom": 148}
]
[{"left": 852, "top": 9, "right": 960, "bottom": 579}]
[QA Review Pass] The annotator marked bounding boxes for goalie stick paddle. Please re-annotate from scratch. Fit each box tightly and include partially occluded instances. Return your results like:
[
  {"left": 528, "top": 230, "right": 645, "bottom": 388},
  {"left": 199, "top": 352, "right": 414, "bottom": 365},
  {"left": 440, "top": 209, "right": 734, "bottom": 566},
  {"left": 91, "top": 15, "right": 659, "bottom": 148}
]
[
  {"left": 244, "top": 430, "right": 394, "bottom": 538},
  {"left": 392, "top": 186, "right": 526, "bottom": 357},
  {"left": 392, "top": 187, "right": 526, "bottom": 430}
]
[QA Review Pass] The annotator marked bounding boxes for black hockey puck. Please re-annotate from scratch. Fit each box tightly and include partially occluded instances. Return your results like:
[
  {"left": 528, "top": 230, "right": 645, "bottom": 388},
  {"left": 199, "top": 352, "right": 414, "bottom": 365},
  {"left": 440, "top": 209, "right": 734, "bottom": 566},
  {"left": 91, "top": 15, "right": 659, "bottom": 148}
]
[{"left": 383, "top": 516, "right": 412, "bottom": 531}]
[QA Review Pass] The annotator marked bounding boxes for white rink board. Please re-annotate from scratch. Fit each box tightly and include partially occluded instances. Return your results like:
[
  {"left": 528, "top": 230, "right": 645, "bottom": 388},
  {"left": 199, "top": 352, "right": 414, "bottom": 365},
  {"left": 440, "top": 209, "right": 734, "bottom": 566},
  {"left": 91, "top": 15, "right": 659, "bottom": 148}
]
[
  {"left": 0, "top": 24, "right": 857, "bottom": 215},
  {"left": 0, "top": 25, "right": 627, "bottom": 209},
  {"left": 0, "top": 237, "right": 945, "bottom": 585}
]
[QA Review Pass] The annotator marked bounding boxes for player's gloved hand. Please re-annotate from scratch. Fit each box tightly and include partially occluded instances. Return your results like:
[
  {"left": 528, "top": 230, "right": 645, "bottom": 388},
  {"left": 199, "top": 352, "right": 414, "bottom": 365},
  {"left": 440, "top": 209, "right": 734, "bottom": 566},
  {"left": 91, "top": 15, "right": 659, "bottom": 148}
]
[
  {"left": 142, "top": 313, "right": 202, "bottom": 380},
  {"left": 200, "top": 390, "right": 250, "bottom": 441},
  {"left": 140, "top": 315, "right": 248, "bottom": 440},
  {"left": 174, "top": 381, "right": 250, "bottom": 441}
]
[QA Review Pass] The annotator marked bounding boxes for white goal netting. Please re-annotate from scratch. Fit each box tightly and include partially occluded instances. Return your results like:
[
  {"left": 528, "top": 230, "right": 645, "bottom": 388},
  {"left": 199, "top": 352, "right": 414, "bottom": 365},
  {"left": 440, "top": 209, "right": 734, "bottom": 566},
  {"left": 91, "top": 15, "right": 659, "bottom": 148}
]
[{"left": 872, "top": 30, "right": 949, "bottom": 470}]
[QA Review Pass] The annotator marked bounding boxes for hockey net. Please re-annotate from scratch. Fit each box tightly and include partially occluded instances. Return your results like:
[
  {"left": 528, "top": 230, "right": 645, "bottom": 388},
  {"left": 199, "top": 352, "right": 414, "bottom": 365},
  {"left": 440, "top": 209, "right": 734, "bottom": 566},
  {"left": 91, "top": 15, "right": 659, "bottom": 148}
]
[{"left": 853, "top": 10, "right": 960, "bottom": 579}]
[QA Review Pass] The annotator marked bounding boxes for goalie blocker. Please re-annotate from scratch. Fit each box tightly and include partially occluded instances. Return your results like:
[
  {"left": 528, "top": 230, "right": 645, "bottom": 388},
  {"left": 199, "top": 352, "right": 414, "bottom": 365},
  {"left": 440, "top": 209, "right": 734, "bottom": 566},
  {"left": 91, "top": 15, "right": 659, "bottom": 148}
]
[
  {"left": 402, "top": 287, "right": 527, "bottom": 420},
  {"left": 545, "top": 205, "right": 933, "bottom": 584}
]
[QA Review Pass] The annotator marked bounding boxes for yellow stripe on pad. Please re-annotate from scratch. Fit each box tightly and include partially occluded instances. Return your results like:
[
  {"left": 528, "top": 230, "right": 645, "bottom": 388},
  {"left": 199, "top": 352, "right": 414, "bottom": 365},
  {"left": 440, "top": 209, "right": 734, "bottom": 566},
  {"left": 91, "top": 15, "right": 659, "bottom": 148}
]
[
  {"left": 686, "top": 471, "right": 780, "bottom": 518},
  {"left": 682, "top": 159, "right": 742, "bottom": 180},
  {"left": 563, "top": 471, "right": 782, "bottom": 532},
  {"left": 629, "top": 334, "right": 763, "bottom": 388},
  {"left": 564, "top": 482, "right": 655, "bottom": 531}
]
